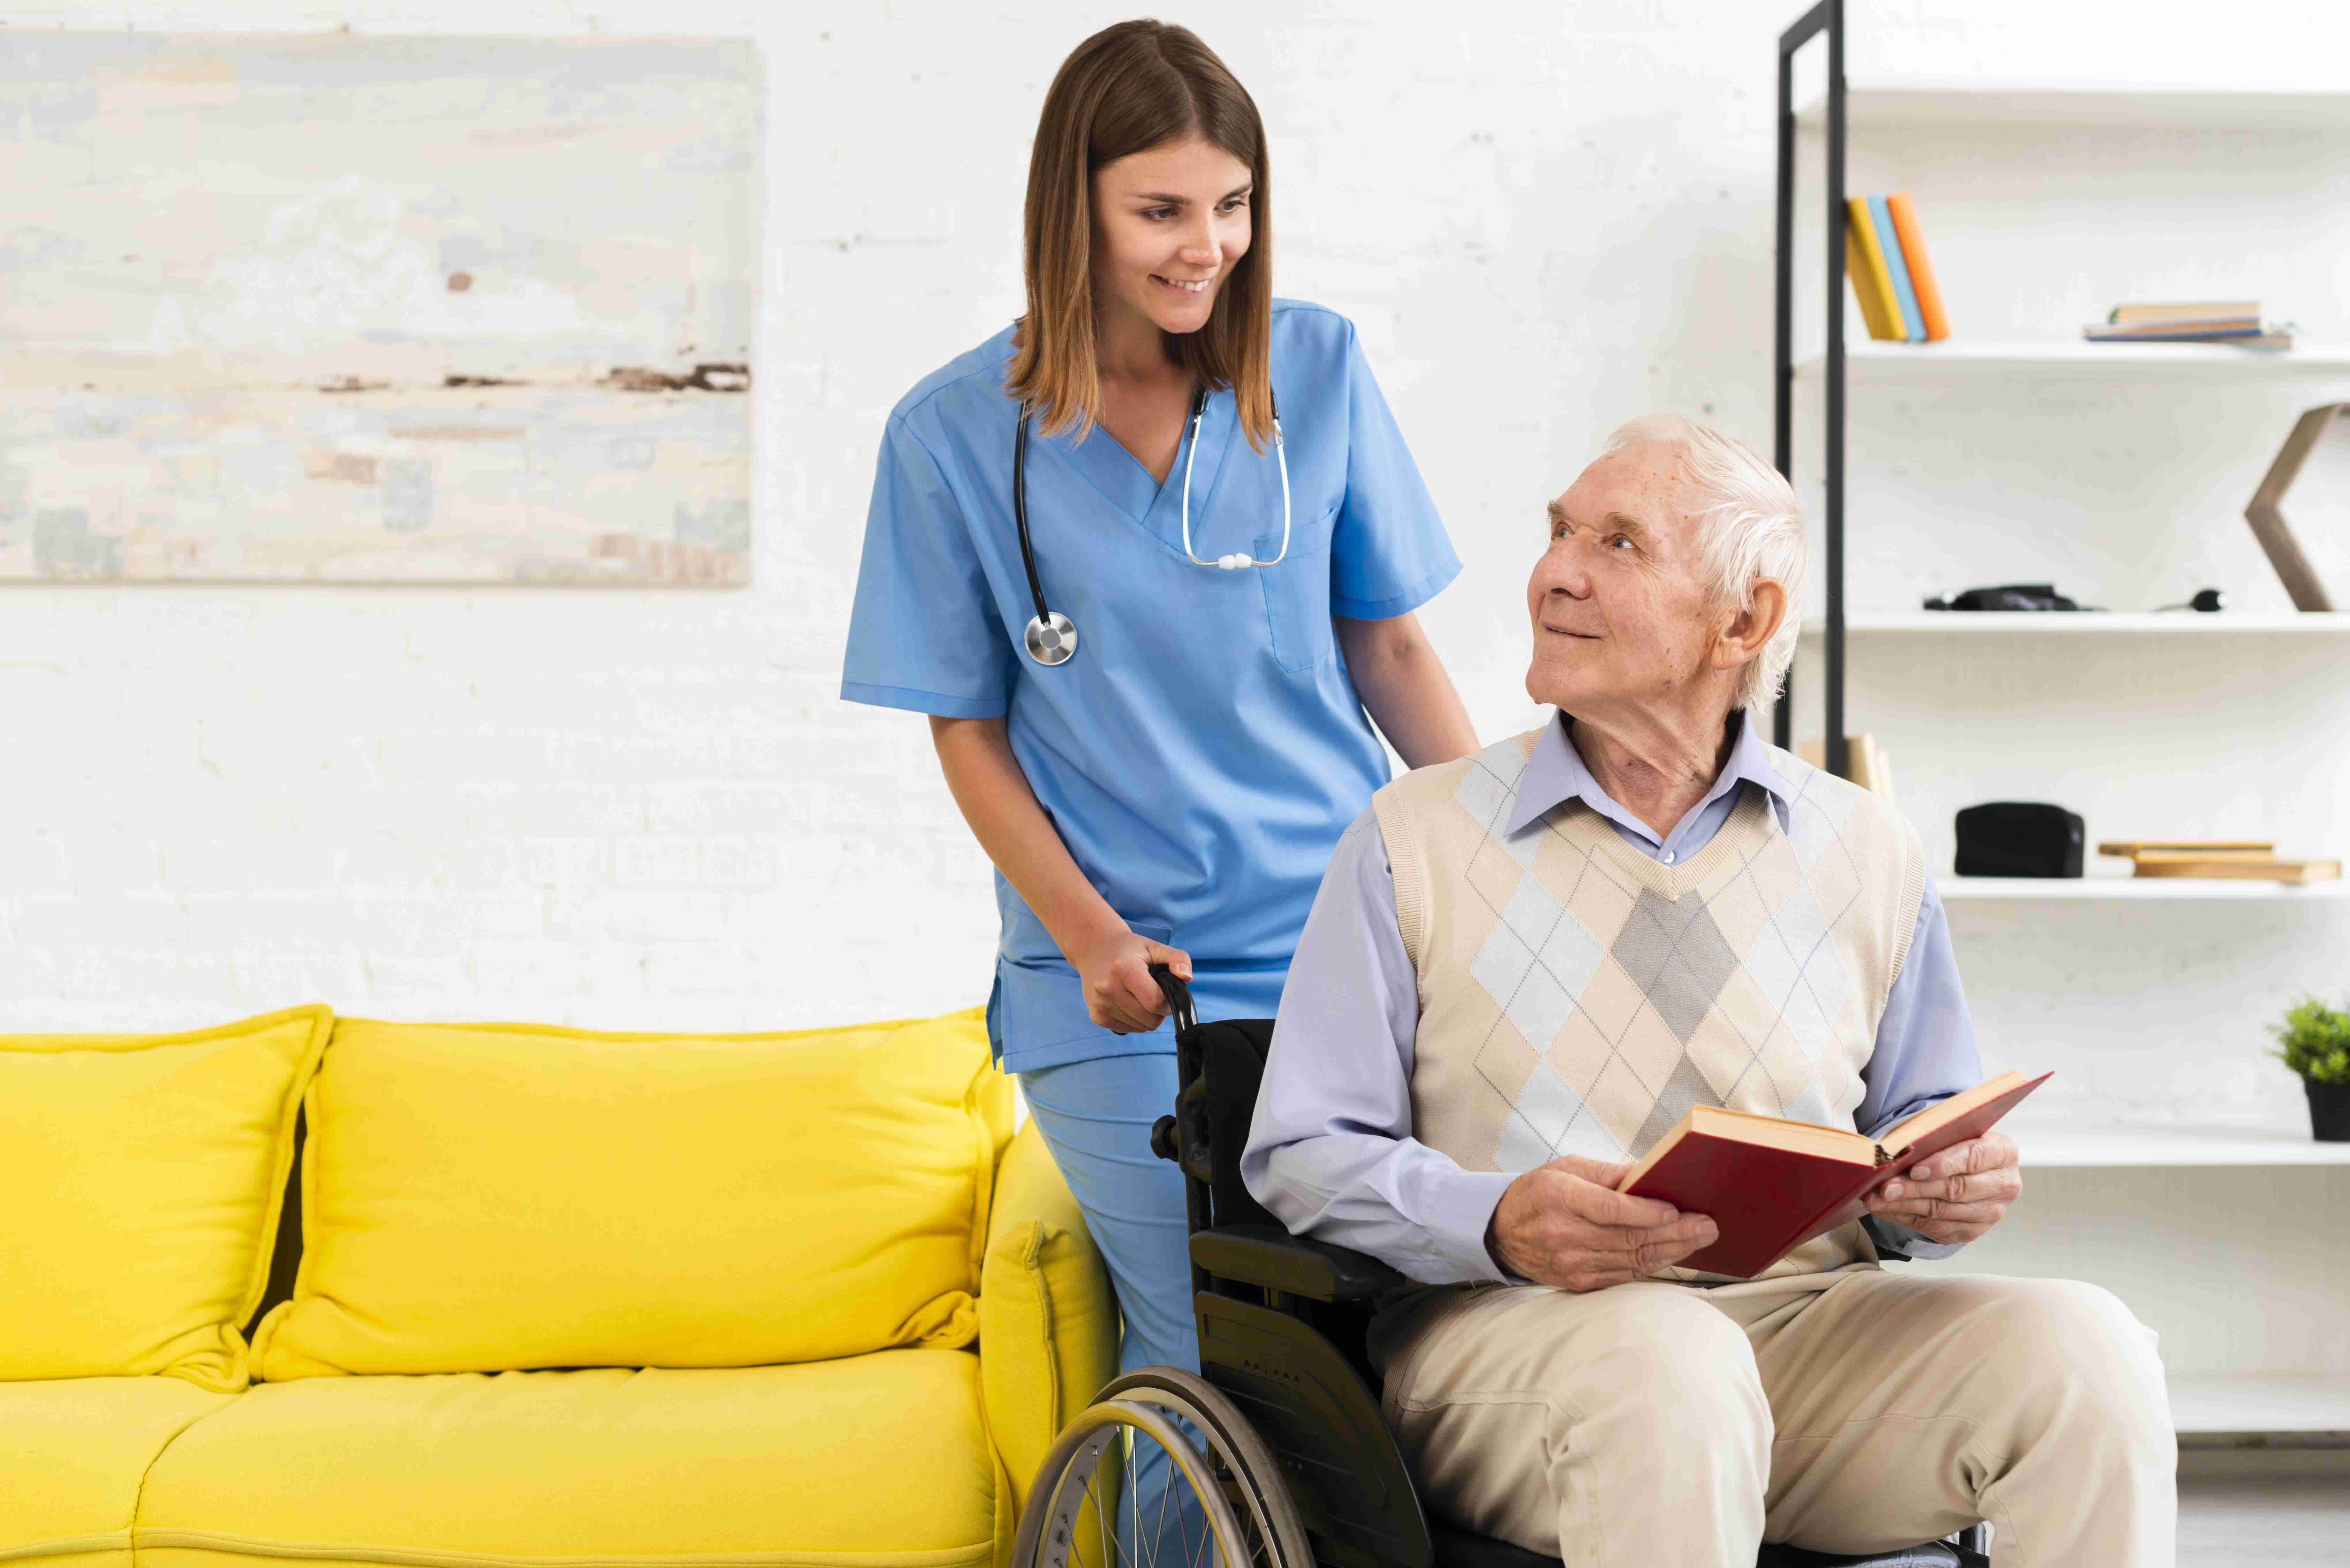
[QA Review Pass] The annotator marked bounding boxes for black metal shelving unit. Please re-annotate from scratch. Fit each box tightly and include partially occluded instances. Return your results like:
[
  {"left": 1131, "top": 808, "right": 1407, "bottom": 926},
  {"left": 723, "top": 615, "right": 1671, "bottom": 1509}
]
[{"left": 1772, "top": 0, "right": 1847, "bottom": 780}]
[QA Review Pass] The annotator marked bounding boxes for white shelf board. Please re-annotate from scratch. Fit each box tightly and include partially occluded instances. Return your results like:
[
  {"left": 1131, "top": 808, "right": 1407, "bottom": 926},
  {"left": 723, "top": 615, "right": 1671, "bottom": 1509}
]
[
  {"left": 1794, "top": 79, "right": 2350, "bottom": 132},
  {"left": 2169, "top": 1373, "right": 2350, "bottom": 1435},
  {"left": 2016, "top": 1126, "right": 2350, "bottom": 1168},
  {"left": 1937, "top": 876, "right": 2348, "bottom": 901},
  {"left": 1802, "top": 612, "right": 2350, "bottom": 635},
  {"left": 1794, "top": 339, "right": 2350, "bottom": 382}
]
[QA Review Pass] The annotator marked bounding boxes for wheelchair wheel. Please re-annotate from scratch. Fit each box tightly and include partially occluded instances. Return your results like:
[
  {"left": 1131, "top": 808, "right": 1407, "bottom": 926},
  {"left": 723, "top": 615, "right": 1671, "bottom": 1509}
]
[{"left": 1013, "top": 1367, "right": 1312, "bottom": 1568}]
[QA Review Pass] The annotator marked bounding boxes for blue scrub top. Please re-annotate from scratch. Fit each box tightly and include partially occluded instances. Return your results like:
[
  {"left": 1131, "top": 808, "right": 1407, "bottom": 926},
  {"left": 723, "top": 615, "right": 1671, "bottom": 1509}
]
[{"left": 840, "top": 300, "right": 1460, "bottom": 1072}]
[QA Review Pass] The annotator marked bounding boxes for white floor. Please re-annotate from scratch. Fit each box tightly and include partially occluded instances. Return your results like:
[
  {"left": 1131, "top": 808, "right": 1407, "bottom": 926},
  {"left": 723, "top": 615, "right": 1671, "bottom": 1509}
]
[{"left": 2175, "top": 1449, "right": 2350, "bottom": 1568}]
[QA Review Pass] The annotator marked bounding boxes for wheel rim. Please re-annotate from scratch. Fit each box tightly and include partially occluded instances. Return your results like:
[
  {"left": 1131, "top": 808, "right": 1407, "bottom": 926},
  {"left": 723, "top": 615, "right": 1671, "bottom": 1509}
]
[
  {"left": 1012, "top": 1380, "right": 1306, "bottom": 1568},
  {"left": 1095, "top": 1369, "right": 1312, "bottom": 1568}
]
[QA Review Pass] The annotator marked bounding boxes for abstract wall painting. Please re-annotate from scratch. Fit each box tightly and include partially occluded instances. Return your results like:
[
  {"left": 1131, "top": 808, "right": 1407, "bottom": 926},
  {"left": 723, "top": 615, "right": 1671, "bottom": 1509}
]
[{"left": 0, "top": 33, "right": 758, "bottom": 584}]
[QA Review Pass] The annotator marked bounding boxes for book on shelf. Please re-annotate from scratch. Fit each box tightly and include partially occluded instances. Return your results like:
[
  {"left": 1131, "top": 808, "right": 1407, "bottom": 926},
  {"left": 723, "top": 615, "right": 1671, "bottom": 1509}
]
[
  {"left": 1619, "top": 1068, "right": 2052, "bottom": 1278},
  {"left": 2098, "top": 839, "right": 2275, "bottom": 856},
  {"left": 2110, "top": 302, "right": 2260, "bottom": 325},
  {"left": 1798, "top": 733, "right": 1897, "bottom": 810},
  {"left": 2086, "top": 301, "right": 2293, "bottom": 346},
  {"left": 1868, "top": 195, "right": 1927, "bottom": 343},
  {"left": 1884, "top": 192, "right": 1949, "bottom": 341},
  {"left": 2133, "top": 856, "right": 2338, "bottom": 883},
  {"left": 2096, "top": 840, "right": 2340, "bottom": 883},
  {"left": 1843, "top": 200, "right": 1903, "bottom": 342}
]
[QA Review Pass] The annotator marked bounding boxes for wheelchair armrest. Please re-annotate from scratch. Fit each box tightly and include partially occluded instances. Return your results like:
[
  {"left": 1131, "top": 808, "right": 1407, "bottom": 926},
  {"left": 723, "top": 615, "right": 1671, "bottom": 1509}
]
[{"left": 1190, "top": 1223, "right": 1405, "bottom": 1303}]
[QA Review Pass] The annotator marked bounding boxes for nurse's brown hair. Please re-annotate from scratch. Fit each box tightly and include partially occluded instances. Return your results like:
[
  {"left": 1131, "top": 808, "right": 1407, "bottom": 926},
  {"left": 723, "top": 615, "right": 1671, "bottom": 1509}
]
[{"left": 1006, "top": 20, "right": 1275, "bottom": 451}]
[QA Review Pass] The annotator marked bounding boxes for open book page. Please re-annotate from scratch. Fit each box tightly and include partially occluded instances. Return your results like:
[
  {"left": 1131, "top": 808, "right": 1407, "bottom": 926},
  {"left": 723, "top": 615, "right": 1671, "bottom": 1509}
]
[
  {"left": 1614, "top": 1104, "right": 1873, "bottom": 1195},
  {"left": 1876, "top": 1069, "right": 2043, "bottom": 1161},
  {"left": 1787, "top": 1069, "right": 2054, "bottom": 1260}
]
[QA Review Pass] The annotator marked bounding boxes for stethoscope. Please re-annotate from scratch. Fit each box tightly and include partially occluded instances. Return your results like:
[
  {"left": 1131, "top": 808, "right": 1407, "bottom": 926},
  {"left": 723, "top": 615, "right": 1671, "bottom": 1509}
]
[{"left": 1012, "top": 384, "right": 1290, "bottom": 666}]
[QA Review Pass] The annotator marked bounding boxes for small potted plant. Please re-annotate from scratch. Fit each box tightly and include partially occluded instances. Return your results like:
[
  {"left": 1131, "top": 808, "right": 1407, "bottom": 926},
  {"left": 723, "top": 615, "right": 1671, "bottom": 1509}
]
[{"left": 2271, "top": 995, "right": 2350, "bottom": 1142}]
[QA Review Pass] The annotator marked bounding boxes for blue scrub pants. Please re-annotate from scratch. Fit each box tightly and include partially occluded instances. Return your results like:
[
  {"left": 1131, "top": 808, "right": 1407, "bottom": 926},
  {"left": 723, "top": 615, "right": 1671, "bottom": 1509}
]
[{"left": 1018, "top": 1053, "right": 1204, "bottom": 1561}]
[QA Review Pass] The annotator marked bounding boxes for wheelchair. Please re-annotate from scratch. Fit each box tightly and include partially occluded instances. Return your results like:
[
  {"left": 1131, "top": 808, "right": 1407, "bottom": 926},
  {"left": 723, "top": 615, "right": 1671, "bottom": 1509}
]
[{"left": 1011, "top": 971, "right": 1993, "bottom": 1568}]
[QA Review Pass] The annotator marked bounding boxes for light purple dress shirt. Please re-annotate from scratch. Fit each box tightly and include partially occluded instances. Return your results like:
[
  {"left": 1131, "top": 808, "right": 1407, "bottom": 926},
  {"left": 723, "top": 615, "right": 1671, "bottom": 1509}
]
[{"left": 1241, "top": 708, "right": 1981, "bottom": 1285}]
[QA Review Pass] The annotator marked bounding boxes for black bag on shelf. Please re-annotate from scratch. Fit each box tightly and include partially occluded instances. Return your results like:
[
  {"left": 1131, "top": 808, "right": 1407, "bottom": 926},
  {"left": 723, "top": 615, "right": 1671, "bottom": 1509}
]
[
  {"left": 1954, "top": 803, "right": 2085, "bottom": 878},
  {"left": 1922, "top": 584, "right": 2086, "bottom": 612}
]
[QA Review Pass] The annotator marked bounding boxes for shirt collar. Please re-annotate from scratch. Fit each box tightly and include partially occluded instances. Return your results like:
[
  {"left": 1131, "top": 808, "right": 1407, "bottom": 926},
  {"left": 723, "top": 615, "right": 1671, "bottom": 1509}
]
[{"left": 1502, "top": 707, "right": 1794, "bottom": 841}]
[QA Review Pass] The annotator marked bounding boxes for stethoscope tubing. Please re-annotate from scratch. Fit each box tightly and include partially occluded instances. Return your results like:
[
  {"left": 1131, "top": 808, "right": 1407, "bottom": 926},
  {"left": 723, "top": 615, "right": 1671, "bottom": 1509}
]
[
  {"left": 1178, "top": 386, "right": 1289, "bottom": 571},
  {"left": 1013, "top": 384, "right": 1287, "bottom": 667},
  {"left": 1010, "top": 409, "right": 1050, "bottom": 629}
]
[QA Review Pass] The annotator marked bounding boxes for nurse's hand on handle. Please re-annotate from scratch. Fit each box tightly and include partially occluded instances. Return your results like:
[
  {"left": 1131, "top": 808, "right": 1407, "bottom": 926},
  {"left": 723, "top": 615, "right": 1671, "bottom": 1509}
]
[
  {"left": 1069, "top": 919, "right": 1193, "bottom": 1036},
  {"left": 930, "top": 715, "right": 1197, "bottom": 1036}
]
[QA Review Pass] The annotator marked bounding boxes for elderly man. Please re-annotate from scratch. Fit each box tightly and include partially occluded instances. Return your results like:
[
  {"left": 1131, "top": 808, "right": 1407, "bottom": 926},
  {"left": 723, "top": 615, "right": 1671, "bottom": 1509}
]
[{"left": 1242, "top": 415, "right": 2172, "bottom": 1567}]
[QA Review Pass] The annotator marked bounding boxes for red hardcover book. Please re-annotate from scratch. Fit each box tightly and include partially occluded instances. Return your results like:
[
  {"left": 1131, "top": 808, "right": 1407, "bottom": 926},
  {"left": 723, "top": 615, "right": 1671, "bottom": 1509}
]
[{"left": 1617, "top": 1069, "right": 2052, "bottom": 1278}]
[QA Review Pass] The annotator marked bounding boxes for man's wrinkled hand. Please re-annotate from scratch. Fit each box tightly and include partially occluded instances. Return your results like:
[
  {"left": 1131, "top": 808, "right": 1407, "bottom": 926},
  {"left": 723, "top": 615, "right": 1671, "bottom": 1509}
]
[
  {"left": 1485, "top": 1155, "right": 1718, "bottom": 1291},
  {"left": 1862, "top": 1131, "right": 2022, "bottom": 1244}
]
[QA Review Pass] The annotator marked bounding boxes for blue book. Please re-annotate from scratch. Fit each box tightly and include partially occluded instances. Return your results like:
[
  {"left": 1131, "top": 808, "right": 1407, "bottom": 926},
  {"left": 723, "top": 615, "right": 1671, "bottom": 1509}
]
[{"left": 1869, "top": 195, "right": 1926, "bottom": 343}]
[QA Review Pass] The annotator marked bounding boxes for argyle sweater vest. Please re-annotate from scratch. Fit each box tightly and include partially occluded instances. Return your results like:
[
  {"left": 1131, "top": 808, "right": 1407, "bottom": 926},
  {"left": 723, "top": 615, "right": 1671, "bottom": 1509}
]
[{"left": 1373, "top": 727, "right": 1927, "bottom": 1283}]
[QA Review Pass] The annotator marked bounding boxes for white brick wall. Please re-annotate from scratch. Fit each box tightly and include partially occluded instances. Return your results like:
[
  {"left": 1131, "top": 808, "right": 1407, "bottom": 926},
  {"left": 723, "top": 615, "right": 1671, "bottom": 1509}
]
[{"left": 4, "top": 0, "right": 2346, "bottom": 1042}]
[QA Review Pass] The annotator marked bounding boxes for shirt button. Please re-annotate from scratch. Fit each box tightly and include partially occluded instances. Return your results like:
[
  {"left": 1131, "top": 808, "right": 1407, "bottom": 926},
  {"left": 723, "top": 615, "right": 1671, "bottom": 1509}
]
[{"left": 1661, "top": 850, "right": 1675, "bottom": 864}]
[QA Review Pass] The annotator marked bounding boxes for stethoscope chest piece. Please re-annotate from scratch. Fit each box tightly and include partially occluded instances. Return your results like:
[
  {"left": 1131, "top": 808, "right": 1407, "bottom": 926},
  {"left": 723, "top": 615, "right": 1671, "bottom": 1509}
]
[{"left": 1024, "top": 611, "right": 1077, "bottom": 666}]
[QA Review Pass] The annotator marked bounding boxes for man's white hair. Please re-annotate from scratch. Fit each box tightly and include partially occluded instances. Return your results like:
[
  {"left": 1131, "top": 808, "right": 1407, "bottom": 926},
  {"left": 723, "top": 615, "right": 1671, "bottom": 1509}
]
[{"left": 1599, "top": 413, "right": 1807, "bottom": 712}]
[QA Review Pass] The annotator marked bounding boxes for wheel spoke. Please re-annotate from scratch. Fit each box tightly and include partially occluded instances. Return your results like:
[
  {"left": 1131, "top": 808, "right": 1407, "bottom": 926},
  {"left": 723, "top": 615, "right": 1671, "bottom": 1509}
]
[
  {"left": 1083, "top": 1449, "right": 1124, "bottom": 1568},
  {"left": 1175, "top": 1463, "right": 1201, "bottom": 1568},
  {"left": 1150, "top": 1432, "right": 1176, "bottom": 1568},
  {"left": 1126, "top": 1428, "right": 1149, "bottom": 1568}
]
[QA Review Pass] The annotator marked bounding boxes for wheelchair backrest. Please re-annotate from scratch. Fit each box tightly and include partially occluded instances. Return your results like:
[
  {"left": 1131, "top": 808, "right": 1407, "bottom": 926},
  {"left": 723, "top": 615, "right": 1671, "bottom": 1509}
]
[
  {"left": 1189, "top": 1017, "right": 1283, "bottom": 1234},
  {"left": 1164, "top": 1002, "right": 1439, "bottom": 1568}
]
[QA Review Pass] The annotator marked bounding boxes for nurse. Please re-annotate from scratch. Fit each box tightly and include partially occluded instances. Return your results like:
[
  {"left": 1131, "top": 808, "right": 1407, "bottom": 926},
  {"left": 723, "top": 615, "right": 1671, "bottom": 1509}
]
[{"left": 842, "top": 11, "right": 1474, "bottom": 1461}]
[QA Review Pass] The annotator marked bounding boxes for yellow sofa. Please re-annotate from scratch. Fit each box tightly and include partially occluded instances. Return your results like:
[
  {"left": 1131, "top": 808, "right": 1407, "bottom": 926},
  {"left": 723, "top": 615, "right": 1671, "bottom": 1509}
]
[{"left": 3, "top": 1006, "right": 1116, "bottom": 1568}]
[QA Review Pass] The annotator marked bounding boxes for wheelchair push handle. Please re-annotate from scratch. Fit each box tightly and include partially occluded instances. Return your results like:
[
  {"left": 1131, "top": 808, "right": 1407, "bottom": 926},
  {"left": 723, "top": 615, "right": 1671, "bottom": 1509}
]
[
  {"left": 1144, "top": 963, "right": 1210, "bottom": 1196},
  {"left": 1148, "top": 962, "right": 1198, "bottom": 1035}
]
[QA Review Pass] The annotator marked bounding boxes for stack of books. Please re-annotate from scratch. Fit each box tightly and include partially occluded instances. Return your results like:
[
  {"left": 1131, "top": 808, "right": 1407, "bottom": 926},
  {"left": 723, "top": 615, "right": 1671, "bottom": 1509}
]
[
  {"left": 2098, "top": 839, "right": 2340, "bottom": 884},
  {"left": 1844, "top": 192, "right": 1948, "bottom": 343},
  {"left": 2084, "top": 302, "right": 2293, "bottom": 348}
]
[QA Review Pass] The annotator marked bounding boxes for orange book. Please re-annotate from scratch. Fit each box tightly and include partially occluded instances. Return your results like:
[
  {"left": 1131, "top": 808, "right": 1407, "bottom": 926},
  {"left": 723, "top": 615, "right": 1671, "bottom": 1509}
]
[
  {"left": 1885, "top": 191, "right": 1949, "bottom": 341},
  {"left": 1618, "top": 1068, "right": 2051, "bottom": 1278}
]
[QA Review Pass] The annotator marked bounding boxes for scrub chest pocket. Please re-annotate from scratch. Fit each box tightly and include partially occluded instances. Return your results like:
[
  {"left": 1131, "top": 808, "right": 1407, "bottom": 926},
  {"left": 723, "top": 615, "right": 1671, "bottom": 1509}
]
[{"left": 1258, "top": 502, "right": 1340, "bottom": 672}]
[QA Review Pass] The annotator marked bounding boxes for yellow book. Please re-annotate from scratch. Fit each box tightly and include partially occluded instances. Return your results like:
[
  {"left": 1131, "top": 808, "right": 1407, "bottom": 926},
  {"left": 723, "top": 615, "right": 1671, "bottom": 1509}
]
[
  {"left": 1867, "top": 739, "right": 1898, "bottom": 812},
  {"left": 1799, "top": 734, "right": 1892, "bottom": 800},
  {"left": 1844, "top": 197, "right": 1903, "bottom": 341}
]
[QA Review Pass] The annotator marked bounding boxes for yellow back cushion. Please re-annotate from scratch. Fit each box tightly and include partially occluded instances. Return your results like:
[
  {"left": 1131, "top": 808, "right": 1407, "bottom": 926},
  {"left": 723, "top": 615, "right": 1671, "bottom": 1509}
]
[
  {"left": 252, "top": 1008, "right": 1012, "bottom": 1379},
  {"left": 1, "top": 1006, "right": 331, "bottom": 1390}
]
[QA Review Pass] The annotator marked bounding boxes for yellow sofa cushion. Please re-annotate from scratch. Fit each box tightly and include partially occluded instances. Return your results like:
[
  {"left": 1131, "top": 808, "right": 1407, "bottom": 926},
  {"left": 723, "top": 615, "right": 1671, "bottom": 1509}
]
[
  {"left": 0, "top": 1376, "right": 236, "bottom": 1568},
  {"left": 980, "top": 1120, "right": 1119, "bottom": 1506},
  {"left": 134, "top": 1353, "right": 1008, "bottom": 1568},
  {"left": 1, "top": 1007, "right": 331, "bottom": 1390},
  {"left": 252, "top": 1009, "right": 1013, "bottom": 1379}
]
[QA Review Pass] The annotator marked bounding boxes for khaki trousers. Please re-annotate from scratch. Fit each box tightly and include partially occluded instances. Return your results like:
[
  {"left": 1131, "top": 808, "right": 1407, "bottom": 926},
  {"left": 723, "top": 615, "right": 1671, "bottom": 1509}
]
[{"left": 1374, "top": 1267, "right": 2175, "bottom": 1567}]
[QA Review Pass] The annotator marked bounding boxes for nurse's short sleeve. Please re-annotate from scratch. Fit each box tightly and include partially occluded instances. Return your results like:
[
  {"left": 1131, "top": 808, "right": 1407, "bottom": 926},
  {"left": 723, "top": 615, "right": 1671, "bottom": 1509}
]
[
  {"left": 1330, "top": 323, "right": 1463, "bottom": 620},
  {"left": 840, "top": 416, "right": 1016, "bottom": 719}
]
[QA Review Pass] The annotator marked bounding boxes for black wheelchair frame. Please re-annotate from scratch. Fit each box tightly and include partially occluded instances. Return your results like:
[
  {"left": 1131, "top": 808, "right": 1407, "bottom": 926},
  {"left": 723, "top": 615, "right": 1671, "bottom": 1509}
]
[{"left": 1141, "top": 969, "right": 1991, "bottom": 1568}]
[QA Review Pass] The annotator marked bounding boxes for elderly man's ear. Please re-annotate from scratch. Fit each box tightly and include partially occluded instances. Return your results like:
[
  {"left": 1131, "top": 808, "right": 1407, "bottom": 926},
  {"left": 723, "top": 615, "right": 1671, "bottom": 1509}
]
[{"left": 1710, "top": 578, "right": 1789, "bottom": 674}]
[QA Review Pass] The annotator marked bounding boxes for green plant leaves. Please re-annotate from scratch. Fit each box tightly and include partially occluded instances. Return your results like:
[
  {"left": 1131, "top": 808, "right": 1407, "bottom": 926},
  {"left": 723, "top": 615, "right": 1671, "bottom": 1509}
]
[{"left": 2272, "top": 995, "right": 2350, "bottom": 1086}]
